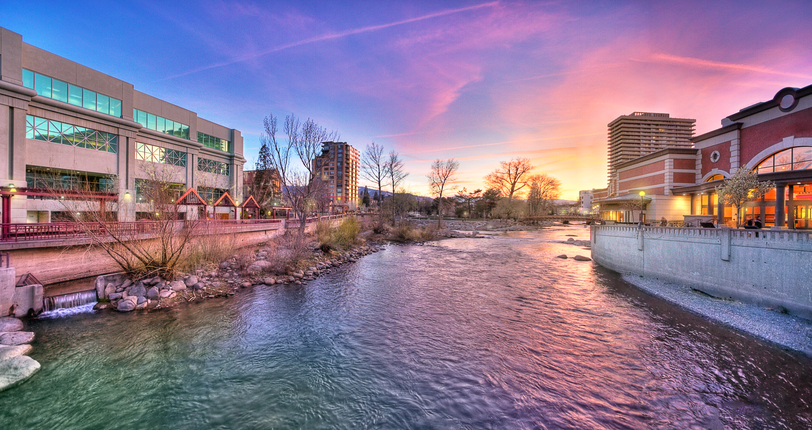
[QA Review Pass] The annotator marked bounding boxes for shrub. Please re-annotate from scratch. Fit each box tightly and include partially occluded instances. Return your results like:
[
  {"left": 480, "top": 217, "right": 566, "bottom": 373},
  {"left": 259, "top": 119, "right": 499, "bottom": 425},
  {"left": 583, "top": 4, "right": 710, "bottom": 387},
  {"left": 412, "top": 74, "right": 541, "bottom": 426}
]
[
  {"left": 333, "top": 217, "right": 360, "bottom": 248},
  {"left": 180, "top": 225, "right": 237, "bottom": 272}
]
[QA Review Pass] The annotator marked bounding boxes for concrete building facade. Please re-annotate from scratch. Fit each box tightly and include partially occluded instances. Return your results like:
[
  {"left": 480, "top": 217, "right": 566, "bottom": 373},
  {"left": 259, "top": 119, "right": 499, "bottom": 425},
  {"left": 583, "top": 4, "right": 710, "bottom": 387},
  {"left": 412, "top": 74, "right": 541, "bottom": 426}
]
[
  {"left": 0, "top": 27, "right": 245, "bottom": 224},
  {"left": 607, "top": 112, "right": 695, "bottom": 194},
  {"left": 314, "top": 141, "right": 359, "bottom": 211}
]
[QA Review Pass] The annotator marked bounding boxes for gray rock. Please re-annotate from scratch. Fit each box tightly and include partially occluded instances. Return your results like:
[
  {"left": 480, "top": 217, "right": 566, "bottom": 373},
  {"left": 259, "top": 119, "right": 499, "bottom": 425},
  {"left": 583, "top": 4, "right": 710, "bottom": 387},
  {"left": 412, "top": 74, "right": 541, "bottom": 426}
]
[
  {"left": 241, "top": 282, "right": 251, "bottom": 288},
  {"left": 143, "top": 277, "right": 159, "bottom": 286},
  {"left": 120, "top": 279, "right": 133, "bottom": 291},
  {"left": 0, "top": 355, "right": 41, "bottom": 392},
  {"left": 219, "top": 262, "right": 230, "bottom": 269},
  {"left": 184, "top": 275, "right": 199, "bottom": 287},
  {"left": 262, "top": 277, "right": 276, "bottom": 285},
  {"left": 116, "top": 297, "right": 137, "bottom": 312},
  {"left": 556, "top": 254, "right": 568, "bottom": 259},
  {"left": 0, "top": 345, "right": 32, "bottom": 360},
  {"left": 0, "top": 318, "right": 23, "bottom": 332},
  {"left": 573, "top": 255, "right": 592, "bottom": 261},
  {"left": 293, "top": 271, "right": 304, "bottom": 279},
  {"left": 129, "top": 283, "right": 147, "bottom": 298},
  {"left": 170, "top": 281, "right": 187, "bottom": 292},
  {"left": 192, "top": 283, "right": 204, "bottom": 291},
  {"left": 146, "top": 287, "right": 160, "bottom": 300},
  {"left": 108, "top": 292, "right": 123, "bottom": 301},
  {"left": 247, "top": 260, "right": 272, "bottom": 275},
  {"left": 155, "top": 281, "right": 165, "bottom": 290},
  {"left": 93, "top": 303, "right": 108, "bottom": 310},
  {"left": 136, "top": 296, "right": 148, "bottom": 305},
  {"left": 256, "top": 251, "right": 267, "bottom": 259},
  {"left": 0, "top": 332, "right": 35, "bottom": 345},
  {"left": 104, "top": 284, "right": 117, "bottom": 298},
  {"left": 159, "top": 289, "right": 173, "bottom": 298},
  {"left": 135, "top": 301, "right": 148, "bottom": 310}
]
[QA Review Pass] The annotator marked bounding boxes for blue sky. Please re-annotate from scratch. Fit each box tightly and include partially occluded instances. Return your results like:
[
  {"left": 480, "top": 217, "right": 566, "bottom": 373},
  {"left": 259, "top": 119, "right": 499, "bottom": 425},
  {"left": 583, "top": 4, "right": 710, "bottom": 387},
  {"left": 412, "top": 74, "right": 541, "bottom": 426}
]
[{"left": 3, "top": 1, "right": 812, "bottom": 198}]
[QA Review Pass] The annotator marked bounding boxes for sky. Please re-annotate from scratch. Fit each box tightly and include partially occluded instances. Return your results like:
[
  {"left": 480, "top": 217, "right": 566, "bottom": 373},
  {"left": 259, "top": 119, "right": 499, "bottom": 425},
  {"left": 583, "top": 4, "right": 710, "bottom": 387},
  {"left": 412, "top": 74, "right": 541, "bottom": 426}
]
[{"left": 3, "top": 0, "right": 812, "bottom": 199}]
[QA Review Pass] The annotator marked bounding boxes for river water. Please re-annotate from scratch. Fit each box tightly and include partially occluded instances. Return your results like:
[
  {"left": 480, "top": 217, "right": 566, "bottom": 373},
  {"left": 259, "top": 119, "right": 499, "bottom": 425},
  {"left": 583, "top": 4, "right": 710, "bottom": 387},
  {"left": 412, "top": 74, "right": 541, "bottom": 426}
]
[{"left": 2, "top": 227, "right": 811, "bottom": 429}]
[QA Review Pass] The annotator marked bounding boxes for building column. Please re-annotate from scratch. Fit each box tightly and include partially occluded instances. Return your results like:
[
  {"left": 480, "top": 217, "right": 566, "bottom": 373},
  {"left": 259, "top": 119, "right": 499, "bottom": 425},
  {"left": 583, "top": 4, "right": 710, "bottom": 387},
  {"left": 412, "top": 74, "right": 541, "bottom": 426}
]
[
  {"left": 775, "top": 184, "right": 786, "bottom": 228},
  {"left": 689, "top": 193, "right": 695, "bottom": 215},
  {"left": 716, "top": 193, "right": 725, "bottom": 226},
  {"left": 787, "top": 185, "right": 795, "bottom": 229}
]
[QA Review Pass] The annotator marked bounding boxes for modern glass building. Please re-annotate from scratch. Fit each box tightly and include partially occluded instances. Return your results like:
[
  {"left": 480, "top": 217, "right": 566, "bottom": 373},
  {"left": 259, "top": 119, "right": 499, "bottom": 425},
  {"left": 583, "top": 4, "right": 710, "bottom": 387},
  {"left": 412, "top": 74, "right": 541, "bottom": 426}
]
[{"left": 0, "top": 27, "right": 245, "bottom": 223}]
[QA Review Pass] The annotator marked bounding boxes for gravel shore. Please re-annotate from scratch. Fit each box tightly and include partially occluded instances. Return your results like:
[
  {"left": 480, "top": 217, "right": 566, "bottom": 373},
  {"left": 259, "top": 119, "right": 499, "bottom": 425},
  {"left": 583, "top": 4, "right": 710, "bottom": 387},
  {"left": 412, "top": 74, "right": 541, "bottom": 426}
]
[{"left": 622, "top": 274, "right": 812, "bottom": 357}]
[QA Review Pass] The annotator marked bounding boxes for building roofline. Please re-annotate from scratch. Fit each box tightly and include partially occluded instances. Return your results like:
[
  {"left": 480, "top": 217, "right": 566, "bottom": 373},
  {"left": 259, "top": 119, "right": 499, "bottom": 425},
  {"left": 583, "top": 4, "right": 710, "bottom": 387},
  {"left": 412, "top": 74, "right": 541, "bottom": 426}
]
[
  {"left": 727, "top": 84, "right": 812, "bottom": 121},
  {"left": 692, "top": 122, "right": 742, "bottom": 143},
  {"left": 614, "top": 147, "right": 698, "bottom": 170}
]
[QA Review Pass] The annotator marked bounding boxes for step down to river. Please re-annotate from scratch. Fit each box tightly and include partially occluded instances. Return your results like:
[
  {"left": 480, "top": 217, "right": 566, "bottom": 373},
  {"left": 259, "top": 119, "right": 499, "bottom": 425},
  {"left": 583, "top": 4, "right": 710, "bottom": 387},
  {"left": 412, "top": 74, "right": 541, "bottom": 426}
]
[{"left": 43, "top": 290, "right": 97, "bottom": 312}]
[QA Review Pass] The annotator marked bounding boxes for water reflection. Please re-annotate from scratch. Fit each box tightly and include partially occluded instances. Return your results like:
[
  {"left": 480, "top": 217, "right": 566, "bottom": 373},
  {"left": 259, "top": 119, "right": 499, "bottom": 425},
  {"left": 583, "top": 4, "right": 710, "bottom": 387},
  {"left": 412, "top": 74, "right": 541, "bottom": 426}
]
[{"left": 1, "top": 227, "right": 810, "bottom": 429}]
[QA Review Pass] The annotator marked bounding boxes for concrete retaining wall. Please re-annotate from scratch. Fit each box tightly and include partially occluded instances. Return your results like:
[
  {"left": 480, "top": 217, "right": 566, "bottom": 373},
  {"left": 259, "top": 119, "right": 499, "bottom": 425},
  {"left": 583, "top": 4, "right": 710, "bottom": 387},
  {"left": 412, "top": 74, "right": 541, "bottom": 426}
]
[{"left": 591, "top": 225, "right": 812, "bottom": 319}]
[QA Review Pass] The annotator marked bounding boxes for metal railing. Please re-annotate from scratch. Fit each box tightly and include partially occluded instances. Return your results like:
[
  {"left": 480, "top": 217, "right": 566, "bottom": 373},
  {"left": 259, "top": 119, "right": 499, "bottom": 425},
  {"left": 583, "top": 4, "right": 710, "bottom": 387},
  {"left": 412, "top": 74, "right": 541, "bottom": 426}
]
[{"left": 0, "top": 213, "right": 361, "bottom": 243}]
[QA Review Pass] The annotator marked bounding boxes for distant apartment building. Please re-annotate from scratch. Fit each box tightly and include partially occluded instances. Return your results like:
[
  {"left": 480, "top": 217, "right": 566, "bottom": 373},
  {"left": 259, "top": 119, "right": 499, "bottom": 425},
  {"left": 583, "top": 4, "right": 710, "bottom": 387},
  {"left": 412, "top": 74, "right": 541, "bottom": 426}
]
[
  {"left": 607, "top": 112, "right": 695, "bottom": 194},
  {"left": 0, "top": 27, "right": 245, "bottom": 224},
  {"left": 314, "top": 142, "right": 359, "bottom": 211},
  {"left": 578, "top": 188, "right": 605, "bottom": 214}
]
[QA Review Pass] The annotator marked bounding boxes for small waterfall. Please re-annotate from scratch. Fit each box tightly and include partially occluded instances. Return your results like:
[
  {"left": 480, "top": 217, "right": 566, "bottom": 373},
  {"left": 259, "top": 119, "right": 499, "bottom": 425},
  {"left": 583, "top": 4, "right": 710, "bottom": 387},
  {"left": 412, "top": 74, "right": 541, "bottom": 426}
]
[{"left": 43, "top": 290, "right": 98, "bottom": 312}]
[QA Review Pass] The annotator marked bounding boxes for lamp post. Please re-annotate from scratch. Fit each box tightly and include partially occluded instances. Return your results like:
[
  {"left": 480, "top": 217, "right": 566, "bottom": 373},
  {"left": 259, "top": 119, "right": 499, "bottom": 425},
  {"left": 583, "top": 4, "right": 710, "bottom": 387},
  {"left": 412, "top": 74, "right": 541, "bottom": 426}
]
[{"left": 638, "top": 190, "right": 646, "bottom": 224}]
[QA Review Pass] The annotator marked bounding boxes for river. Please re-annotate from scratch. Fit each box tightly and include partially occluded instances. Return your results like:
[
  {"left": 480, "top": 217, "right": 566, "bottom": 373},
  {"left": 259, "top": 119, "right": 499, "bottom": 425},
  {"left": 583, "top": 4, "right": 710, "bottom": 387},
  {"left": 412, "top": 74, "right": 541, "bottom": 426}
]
[{"left": 1, "top": 227, "right": 810, "bottom": 429}]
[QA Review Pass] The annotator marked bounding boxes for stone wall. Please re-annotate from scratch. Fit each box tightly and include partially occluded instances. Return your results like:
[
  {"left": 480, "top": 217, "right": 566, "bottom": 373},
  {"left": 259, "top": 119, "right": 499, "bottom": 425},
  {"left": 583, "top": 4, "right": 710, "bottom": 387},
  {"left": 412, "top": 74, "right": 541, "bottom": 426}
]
[{"left": 591, "top": 225, "right": 812, "bottom": 319}]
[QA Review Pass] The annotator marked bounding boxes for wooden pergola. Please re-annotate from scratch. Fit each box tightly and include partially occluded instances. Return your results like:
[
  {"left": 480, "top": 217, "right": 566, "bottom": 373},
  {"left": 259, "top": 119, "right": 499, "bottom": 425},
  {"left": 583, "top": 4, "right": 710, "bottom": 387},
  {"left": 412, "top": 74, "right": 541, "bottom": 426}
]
[
  {"left": 175, "top": 188, "right": 207, "bottom": 220},
  {"left": 240, "top": 195, "right": 260, "bottom": 219}
]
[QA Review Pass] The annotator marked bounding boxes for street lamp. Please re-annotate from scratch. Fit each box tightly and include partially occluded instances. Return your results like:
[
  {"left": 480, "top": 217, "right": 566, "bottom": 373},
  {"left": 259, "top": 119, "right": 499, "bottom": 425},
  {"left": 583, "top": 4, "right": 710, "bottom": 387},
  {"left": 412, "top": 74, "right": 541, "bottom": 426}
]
[{"left": 638, "top": 190, "right": 646, "bottom": 223}]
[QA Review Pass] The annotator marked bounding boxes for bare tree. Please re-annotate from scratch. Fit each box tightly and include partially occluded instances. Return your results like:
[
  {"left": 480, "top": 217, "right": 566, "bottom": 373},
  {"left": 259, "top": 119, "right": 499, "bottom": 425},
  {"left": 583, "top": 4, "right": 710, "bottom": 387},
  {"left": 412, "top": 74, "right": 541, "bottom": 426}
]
[
  {"left": 716, "top": 167, "right": 774, "bottom": 227},
  {"left": 360, "top": 142, "right": 387, "bottom": 225},
  {"left": 427, "top": 158, "right": 459, "bottom": 229},
  {"left": 484, "top": 157, "right": 533, "bottom": 199},
  {"left": 526, "top": 174, "right": 561, "bottom": 216},
  {"left": 261, "top": 113, "right": 339, "bottom": 238},
  {"left": 385, "top": 150, "right": 408, "bottom": 225}
]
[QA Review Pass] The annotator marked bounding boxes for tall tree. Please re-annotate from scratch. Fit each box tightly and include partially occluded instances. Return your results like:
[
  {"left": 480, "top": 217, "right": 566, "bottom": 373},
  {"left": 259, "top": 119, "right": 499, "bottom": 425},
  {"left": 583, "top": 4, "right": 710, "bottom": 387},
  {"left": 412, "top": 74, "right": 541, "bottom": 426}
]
[
  {"left": 526, "top": 174, "right": 561, "bottom": 216},
  {"left": 251, "top": 141, "right": 279, "bottom": 215},
  {"left": 385, "top": 150, "right": 408, "bottom": 225},
  {"left": 360, "top": 142, "right": 387, "bottom": 225},
  {"left": 261, "top": 113, "right": 339, "bottom": 239},
  {"left": 455, "top": 187, "right": 482, "bottom": 218},
  {"left": 427, "top": 158, "right": 459, "bottom": 229},
  {"left": 716, "top": 167, "right": 774, "bottom": 227},
  {"left": 484, "top": 157, "right": 533, "bottom": 199}
]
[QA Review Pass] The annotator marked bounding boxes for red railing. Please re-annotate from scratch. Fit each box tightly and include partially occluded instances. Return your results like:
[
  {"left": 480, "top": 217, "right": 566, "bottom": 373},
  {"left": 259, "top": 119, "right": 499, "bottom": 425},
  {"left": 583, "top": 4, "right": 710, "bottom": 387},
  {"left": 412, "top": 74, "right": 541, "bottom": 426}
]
[{"left": 0, "top": 214, "right": 361, "bottom": 243}]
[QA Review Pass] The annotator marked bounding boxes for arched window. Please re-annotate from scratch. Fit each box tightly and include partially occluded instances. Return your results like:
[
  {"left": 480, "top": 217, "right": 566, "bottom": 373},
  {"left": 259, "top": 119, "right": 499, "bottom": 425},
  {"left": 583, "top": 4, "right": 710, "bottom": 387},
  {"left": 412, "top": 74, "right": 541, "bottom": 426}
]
[
  {"left": 705, "top": 174, "right": 725, "bottom": 182},
  {"left": 755, "top": 146, "right": 812, "bottom": 174}
]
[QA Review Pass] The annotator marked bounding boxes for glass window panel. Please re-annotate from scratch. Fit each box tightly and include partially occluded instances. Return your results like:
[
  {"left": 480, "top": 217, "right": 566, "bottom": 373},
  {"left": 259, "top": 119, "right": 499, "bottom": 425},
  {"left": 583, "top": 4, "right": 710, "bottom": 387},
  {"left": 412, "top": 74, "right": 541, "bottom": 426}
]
[
  {"left": 82, "top": 89, "right": 96, "bottom": 110},
  {"left": 165, "top": 119, "right": 174, "bottom": 135},
  {"left": 792, "top": 147, "right": 812, "bottom": 170},
  {"left": 51, "top": 79, "right": 68, "bottom": 103},
  {"left": 97, "top": 94, "right": 110, "bottom": 114},
  {"left": 147, "top": 114, "right": 157, "bottom": 130},
  {"left": 22, "top": 69, "right": 34, "bottom": 89},
  {"left": 137, "top": 110, "right": 147, "bottom": 126},
  {"left": 174, "top": 122, "right": 182, "bottom": 137},
  {"left": 68, "top": 85, "right": 83, "bottom": 106},
  {"left": 35, "top": 74, "right": 52, "bottom": 98},
  {"left": 157, "top": 117, "right": 166, "bottom": 134},
  {"left": 182, "top": 125, "right": 189, "bottom": 140},
  {"left": 110, "top": 98, "right": 121, "bottom": 117}
]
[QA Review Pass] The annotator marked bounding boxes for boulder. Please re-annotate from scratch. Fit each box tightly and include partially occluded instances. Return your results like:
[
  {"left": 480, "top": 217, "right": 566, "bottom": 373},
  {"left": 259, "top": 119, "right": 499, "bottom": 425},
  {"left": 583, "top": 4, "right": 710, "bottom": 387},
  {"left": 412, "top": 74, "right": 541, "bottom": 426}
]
[
  {"left": 135, "top": 301, "right": 148, "bottom": 310},
  {"left": 170, "top": 281, "right": 187, "bottom": 292},
  {"left": 128, "top": 283, "right": 147, "bottom": 298},
  {"left": 0, "top": 345, "right": 32, "bottom": 360},
  {"left": 0, "top": 332, "right": 35, "bottom": 345},
  {"left": 192, "top": 283, "right": 204, "bottom": 292},
  {"left": 573, "top": 255, "right": 592, "bottom": 261},
  {"left": 146, "top": 287, "right": 160, "bottom": 300},
  {"left": 159, "top": 289, "right": 173, "bottom": 298},
  {"left": 136, "top": 296, "right": 148, "bottom": 305},
  {"left": 241, "top": 282, "right": 251, "bottom": 288},
  {"left": 108, "top": 292, "right": 123, "bottom": 301},
  {"left": 93, "top": 303, "right": 108, "bottom": 310},
  {"left": 262, "top": 277, "right": 276, "bottom": 285},
  {"left": 0, "top": 318, "right": 23, "bottom": 332},
  {"left": 143, "top": 277, "right": 159, "bottom": 286},
  {"left": 116, "top": 297, "right": 137, "bottom": 312},
  {"left": 104, "top": 284, "right": 117, "bottom": 299},
  {"left": 184, "top": 276, "right": 199, "bottom": 287},
  {"left": 120, "top": 279, "right": 133, "bottom": 291},
  {"left": 556, "top": 255, "right": 568, "bottom": 259},
  {"left": 247, "top": 260, "right": 272, "bottom": 275},
  {"left": 0, "top": 355, "right": 41, "bottom": 392}
]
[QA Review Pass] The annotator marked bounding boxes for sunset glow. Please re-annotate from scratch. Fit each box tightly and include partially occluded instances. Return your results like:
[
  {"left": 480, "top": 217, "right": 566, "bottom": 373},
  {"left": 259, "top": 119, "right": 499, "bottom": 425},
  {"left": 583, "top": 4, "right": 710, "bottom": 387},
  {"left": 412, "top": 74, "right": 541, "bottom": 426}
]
[{"left": 4, "top": 0, "right": 811, "bottom": 199}]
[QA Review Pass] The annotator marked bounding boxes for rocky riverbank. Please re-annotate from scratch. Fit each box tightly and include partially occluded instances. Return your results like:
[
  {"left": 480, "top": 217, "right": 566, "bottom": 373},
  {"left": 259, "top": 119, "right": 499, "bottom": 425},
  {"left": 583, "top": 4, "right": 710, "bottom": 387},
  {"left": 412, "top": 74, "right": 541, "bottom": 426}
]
[
  {"left": 0, "top": 317, "right": 39, "bottom": 392},
  {"left": 95, "top": 241, "right": 385, "bottom": 312}
]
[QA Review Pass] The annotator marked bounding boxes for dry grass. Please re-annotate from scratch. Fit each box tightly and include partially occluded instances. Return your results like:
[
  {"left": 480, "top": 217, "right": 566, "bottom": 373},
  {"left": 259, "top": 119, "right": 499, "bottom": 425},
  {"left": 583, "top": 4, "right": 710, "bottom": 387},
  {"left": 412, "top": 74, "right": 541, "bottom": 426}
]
[
  {"left": 316, "top": 217, "right": 361, "bottom": 252},
  {"left": 389, "top": 222, "right": 437, "bottom": 242},
  {"left": 179, "top": 224, "right": 237, "bottom": 273}
]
